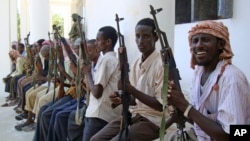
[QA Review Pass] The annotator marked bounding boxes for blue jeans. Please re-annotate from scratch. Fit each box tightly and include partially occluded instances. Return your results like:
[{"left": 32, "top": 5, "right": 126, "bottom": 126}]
[
  {"left": 33, "top": 95, "right": 73, "bottom": 141},
  {"left": 47, "top": 98, "right": 79, "bottom": 141},
  {"left": 67, "top": 104, "right": 86, "bottom": 141}
]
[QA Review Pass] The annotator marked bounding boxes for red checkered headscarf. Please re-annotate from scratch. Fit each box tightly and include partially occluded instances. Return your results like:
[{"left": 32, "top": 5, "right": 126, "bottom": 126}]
[{"left": 188, "top": 20, "right": 234, "bottom": 69}]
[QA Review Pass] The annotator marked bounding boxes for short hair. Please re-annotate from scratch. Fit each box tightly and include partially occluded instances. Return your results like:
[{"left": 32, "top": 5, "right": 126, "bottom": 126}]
[
  {"left": 87, "top": 39, "right": 96, "bottom": 45},
  {"left": 98, "top": 26, "right": 118, "bottom": 48},
  {"left": 136, "top": 18, "right": 157, "bottom": 36},
  {"left": 18, "top": 43, "right": 25, "bottom": 48}
]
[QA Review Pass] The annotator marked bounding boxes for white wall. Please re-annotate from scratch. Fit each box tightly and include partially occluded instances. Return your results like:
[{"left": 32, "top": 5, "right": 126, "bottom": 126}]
[
  {"left": 174, "top": 0, "right": 250, "bottom": 94},
  {"left": 0, "top": 0, "right": 17, "bottom": 94},
  {"left": 85, "top": 0, "right": 175, "bottom": 63}
]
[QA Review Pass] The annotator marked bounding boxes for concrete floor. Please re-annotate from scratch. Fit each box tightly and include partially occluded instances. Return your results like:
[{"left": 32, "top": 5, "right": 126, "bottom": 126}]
[{"left": 0, "top": 92, "right": 34, "bottom": 141}]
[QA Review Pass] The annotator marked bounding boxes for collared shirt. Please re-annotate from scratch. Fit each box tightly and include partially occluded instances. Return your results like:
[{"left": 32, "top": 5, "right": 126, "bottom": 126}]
[
  {"left": 191, "top": 60, "right": 250, "bottom": 141},
  {"left": 129, "top": 49, "right": 167, "bottom": 127},
  {"left": 85, "top": 51, "right": 122, "bottom": 122}
]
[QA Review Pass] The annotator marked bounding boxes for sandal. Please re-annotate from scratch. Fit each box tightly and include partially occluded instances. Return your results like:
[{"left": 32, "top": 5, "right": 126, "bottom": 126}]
[
  {"left": 14, "top": 107, "right": 23, "bottom": 114},
  {"left": 15, "top": 122, "right": 30, "bottom": 131},
  {"left": 15, "top": 113, "right": 28, "bottom": 121},
  {"left": 7, "top": 100, "right": 17, "bottom": 106},
  {"left": 1, "top": 102, "right": 9, "bottom": 107},
  {"left": 22, "top": 123, "right": 36, "bottom": 132}
]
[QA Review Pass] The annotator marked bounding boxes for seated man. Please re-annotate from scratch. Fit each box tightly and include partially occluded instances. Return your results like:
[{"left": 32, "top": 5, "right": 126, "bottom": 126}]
[
  {"left": 91, "top": 18, "right": 166, "bottom": 141},
  {"left": 32, "top": 38, "right": 79, "bottom": 141},
  {"left": 2, "top": 50, "right": 26, "bottom": 107},
  {"left": 81, "top": 26, "right": 122, "bottom": 141},
  {"left": 14, "top": 39, "right": 48, "bottom": 115},
  {"left": 14, "top": 41, "right": 53, "bottom": 130},
  {"left": 167, "top": 20, "right": 250, "bottom": 141},
  {"left": 50, "top": 39, "right": 100, "bottom": 141}
]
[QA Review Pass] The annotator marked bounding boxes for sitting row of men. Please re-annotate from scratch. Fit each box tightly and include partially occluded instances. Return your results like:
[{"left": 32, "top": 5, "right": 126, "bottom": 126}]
[{"left": 2, "top": 18, "right": 250, "bottom": 141}]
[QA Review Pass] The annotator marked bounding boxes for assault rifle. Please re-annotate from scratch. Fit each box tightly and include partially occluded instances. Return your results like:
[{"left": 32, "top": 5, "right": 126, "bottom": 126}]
[
  {"left": 60, "top": 37, "right": 77, "bottom": 68},
  {"left": 46, "top": 32, "right": 55, "bottom": 94},
  {"left": 75, "top": 15, "right": 89, "bottom": 125},
  {"left": 115, "top": 13, "right": 131, "bottom": 141},
  {"left": 52, "top": 25, "right": 65, "bottom": 102},
  {"left": 51, "top": 25, "right": 78, "bottom": 68},
  {"left": 149, "top": 5, "right": 186, "bottom": 141},
  {"left": 24, "top": 32, "right": 34, "bottom": 77}
]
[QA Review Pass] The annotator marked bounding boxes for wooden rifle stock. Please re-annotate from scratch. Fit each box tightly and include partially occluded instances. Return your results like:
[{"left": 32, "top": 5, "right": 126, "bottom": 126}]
[
  {"left": 53, "top": 25, "right": 65, "bottom": 100},
  {"left": 60, "top": 37, "right": 77, "bottom": 68},
  {"left": 149, "top": 4, "right": 186, "bottom": 139},
  {"left": 24, "top": 32, "right": 34, "bottom": 77},
  {"left": 77, "top": 16, "right": 90, "bottom": 65},
  {"left": 24, "top": 32, "right": 39, "bottom": 89},
  {"left": 115, "top": 13, "right": 131, "bottom": 141},
  {"left": 75, "top": 15, "right": 88, "bottom": 125},
  {"left": 46, "top": 32, "right": 55, "bottom": 94}
]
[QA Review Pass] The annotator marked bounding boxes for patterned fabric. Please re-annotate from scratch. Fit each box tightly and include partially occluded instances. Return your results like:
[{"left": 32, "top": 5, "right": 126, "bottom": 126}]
[
  {"left": 191, "top": 60, "right": 250, "bottom": 140},
  {"left": 188, "top": 20, "right": 234, "bottom": 69},
  {"left": 188, "top": 20, "right": 236, "bottom": 91}
]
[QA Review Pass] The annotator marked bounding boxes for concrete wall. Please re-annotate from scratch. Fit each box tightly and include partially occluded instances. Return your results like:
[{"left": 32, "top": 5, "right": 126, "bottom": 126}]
[
  {"left": 84, "top": 0, "right": 175, "bottom": 63},
  {"left": 174, "top": 0, "right": 250, "bottom": 94}
]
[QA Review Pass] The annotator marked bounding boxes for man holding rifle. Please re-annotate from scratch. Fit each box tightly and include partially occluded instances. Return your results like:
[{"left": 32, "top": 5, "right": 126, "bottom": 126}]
[
  {"left": 91, "top": 18, "right": 167, "bottom": 141},
  {"left": 167, "top": 20, "right": 250, "bottom": 141},
  {"left": 81, "top": 26, "right": 122, "bottom": 141}
]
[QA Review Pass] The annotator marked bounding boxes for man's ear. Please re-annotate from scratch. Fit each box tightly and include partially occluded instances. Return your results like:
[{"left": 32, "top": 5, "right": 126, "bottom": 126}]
[
  {"left": 154, "top": 35, "right": 159, "bottom": 42},
  {"left": 106, "top": 38, "right": 112, "bottom": 46},
  {"left": 218, "top": 39, "right": 225, "bottom": 50}
]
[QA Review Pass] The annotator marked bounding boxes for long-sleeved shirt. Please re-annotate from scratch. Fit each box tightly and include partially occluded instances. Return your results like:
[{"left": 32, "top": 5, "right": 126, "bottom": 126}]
[{"left": 10, "top": 57, "right": 25, "bottom": 77}]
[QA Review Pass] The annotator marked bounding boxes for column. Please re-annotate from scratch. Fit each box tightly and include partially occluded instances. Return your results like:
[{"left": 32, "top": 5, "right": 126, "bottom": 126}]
[
  {"left": 19, "top": 0, "right": 29, "bottom": 43},
  {"left": 29, "top": 0, "right": 50, "bottom": 43},
  {"left": 0, "top": 0, "right": 17, "bottom": 93}
]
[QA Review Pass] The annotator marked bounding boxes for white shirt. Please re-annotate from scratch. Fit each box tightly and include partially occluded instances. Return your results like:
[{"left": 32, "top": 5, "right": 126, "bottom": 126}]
[
  {"left": 191, "top": 60, "right": 250, "bottom": 141},
  {"left": 85, "top": 51, "right": 122, "bottom": 122}
]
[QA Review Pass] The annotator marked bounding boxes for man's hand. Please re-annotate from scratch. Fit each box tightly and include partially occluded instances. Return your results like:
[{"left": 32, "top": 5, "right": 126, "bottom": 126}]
[
  {"left": 81, "top": 63, "right": 91, "bottom": 74},
  {"left": 167, "top": 81, "right": 189, "bottom": 112},
  {"left": 70, "top": 62, "right": 77, "bottom": 75},
  {"left": 110, "top": 91, "right": 122, "bottom": 108},
  {"left": 58, "top": 63, "right": 65, "bottom": 73}
]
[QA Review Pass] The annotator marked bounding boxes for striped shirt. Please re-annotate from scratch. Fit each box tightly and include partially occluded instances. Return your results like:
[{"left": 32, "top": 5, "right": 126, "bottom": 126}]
[{"left": 191, "top": 60, "right": 250, "bottom": 141}]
